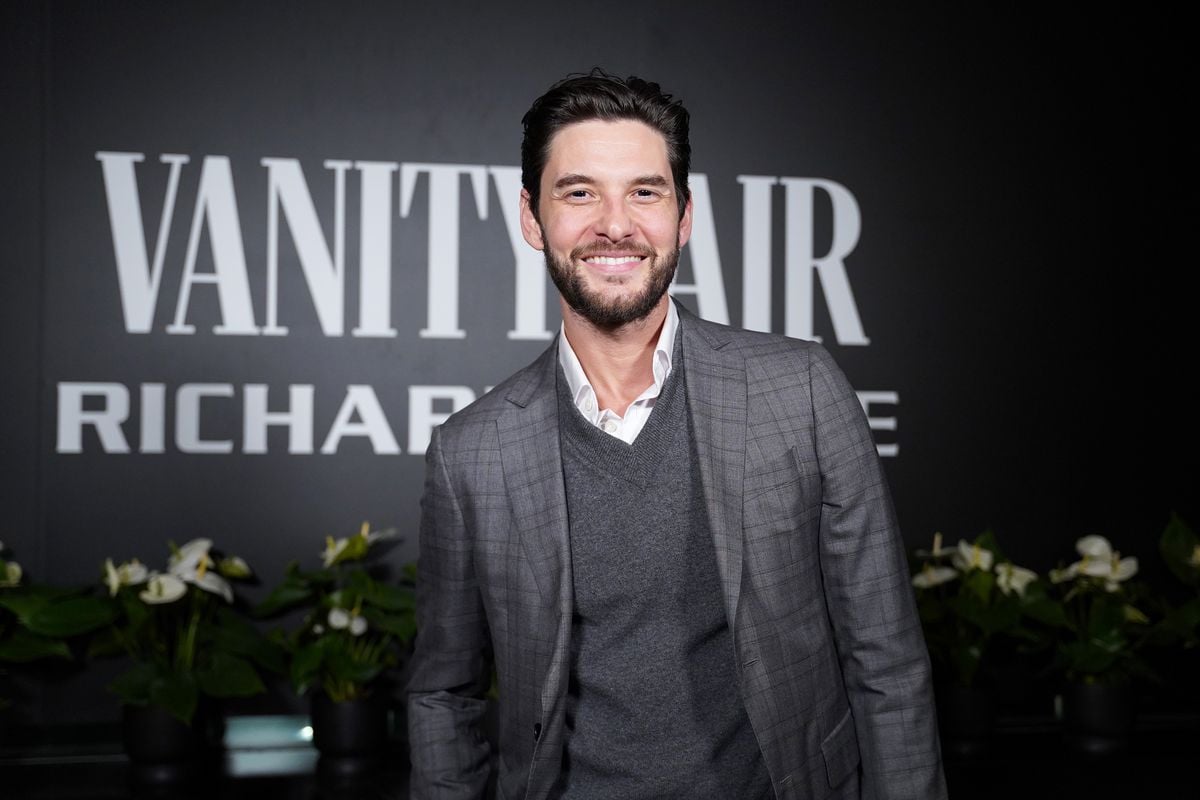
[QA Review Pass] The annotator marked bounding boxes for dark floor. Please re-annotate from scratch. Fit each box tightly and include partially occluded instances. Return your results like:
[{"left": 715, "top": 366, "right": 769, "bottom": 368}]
[{"left": 2, "top": 712, "right": 1198, "bottom": 799}]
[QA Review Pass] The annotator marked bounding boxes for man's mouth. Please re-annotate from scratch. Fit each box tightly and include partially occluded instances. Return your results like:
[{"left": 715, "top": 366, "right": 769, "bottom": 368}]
[
  {"left": 579, "top": 253, "right": 647, "bottom": 274},
  {"left": 583, "top": 255, "right": 646, "bottom": 266}
]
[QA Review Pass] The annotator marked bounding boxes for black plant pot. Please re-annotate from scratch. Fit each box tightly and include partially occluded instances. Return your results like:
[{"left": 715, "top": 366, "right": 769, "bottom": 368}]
[
  {"left": 1061, "top": 682, "right": 1138, "bottom": 756},
  {"left": 121, "top": 703, "right": 222, "bottom": 787},
  {"left": 310, "top": 692, "right": 389, "bottom": 781},
  {"left": 935, "top": 684, "right": 996, "bottom": 758}
]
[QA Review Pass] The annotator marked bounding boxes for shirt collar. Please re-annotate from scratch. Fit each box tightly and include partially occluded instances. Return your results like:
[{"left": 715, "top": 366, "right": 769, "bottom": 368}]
[{"left": 557, "top": 300, "right": 679, "bottom": 417}]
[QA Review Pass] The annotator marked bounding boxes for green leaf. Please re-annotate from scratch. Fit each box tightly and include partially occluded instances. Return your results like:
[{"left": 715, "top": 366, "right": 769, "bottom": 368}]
[
  {"left": 949, "top": 642, "right": 982, "bottom": 686},
  {"left": 86, "top": 627, "right": 128, "bottom": 659},
  {"left": 25, "top": 595, "right": 116, "bottom": 637},
  {"left": 1152, "top": 596, "right": 1200, "bottom": 643},
  {"left": 197, "top": 652, "right": 265, "bottom": 698},
  {"left": 974, "top": 530, "right": 1004, "bottom": 562},
  {"left": 210, "top": 606, "right": 286, "bottom": 673},
  {"left": 149, "top": 672, "right": 199, "bottom": 724},
  {"left": 361, "top": 606, "right": 416, "bottom": 641},
  {"left": 1060, "top": 640, "right": 1119, "bottom": 677},
  {"left": 290, "top": 642, "right": 325, "bottom": 695},
  {"left": 359, "top": 580, "right": 415, "bottom": 612},
  {"left": 1021, "top": 593, "right": 1067, "bottom": 628},
  {"left": 109, "top": 662, "right": 158, "bottom": 706},
  {"left": 254, "top": 568, "right": 315, "bottom": 617},
  {"left": 1087, "top": 595, "right": 1128, "bottom": 639},
  {"left": 325, "top": 644, "right": 384, "bottom": 686},
  {"left": 117, "top": 588, "right": 151, "bottom": 631},
  {"left": 961, "top": 569, "right": 995, "bottom": 605},
  {"left": 0, "top": 628, "right": 72, "bottom": 662},
  {"left": 336, "top": 535, "right": 370, "bottom": 564},
  {"left": 1160, "top": 513, "right": 1200, "bottom": 587},
  {"left": 0, "top": 590, "right": 52, "bottom": 621}
]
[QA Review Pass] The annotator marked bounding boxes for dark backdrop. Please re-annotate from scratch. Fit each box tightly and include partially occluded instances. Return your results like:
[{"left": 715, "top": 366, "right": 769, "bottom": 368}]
[{"left": 1, "top": 1, "right": 1194, "bottom": 725}]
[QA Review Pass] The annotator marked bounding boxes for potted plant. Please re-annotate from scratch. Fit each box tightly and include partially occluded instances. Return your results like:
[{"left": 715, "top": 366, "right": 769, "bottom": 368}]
[
  {"left": 1151, "top": 513, "right": 1200, "bottom": 713},
  {"left": 911, "top": 531, "right": 1054, "bottom": 754},
  {"left": 1, "top": 541, "right": 115, "bottom": 713},
  {"left": 1046, "top": 534, "right": 1154, "bottom": 754},
  {"left": 256, "top": 522, "right": 416, "bottom": 779},
  {"left": 90, "top": 538, "right": 283, "bottom": 782},
  {"left": 1157, "top": 513, "right": 1200, "bottom": 647}
]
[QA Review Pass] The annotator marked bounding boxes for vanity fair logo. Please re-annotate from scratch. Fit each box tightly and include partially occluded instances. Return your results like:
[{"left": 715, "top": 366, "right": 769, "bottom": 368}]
[{"left": 55, "top": 152, "right": 898, "bottom": 457}]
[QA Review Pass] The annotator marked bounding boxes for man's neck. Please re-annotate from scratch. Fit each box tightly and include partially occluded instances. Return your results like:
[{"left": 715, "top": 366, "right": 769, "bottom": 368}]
[{"left": 561, "top": 297, "right": 669, "bottom": 417}]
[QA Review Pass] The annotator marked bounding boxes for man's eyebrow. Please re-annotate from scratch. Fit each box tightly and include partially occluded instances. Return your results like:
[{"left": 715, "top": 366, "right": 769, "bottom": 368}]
[
  {"left": 552, "top": 174, "right": 593, "bottom": 190},
  {"left": 551, "top": 174, "right": 671, "bottom": 191},
  {"left": 633, "top": 175, "right": 670, "bottom": 188}
]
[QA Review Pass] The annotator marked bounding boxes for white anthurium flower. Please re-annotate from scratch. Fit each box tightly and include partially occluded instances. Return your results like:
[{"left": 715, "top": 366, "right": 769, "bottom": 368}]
[
  {"left": 321, "top": 536, "right": 350, "bottom": 568},
  {"left": 1049, "top": 564, "right": 1079, "bottom": 584},
  {"left": 217, "top": 556, "right": 252, "bottom": 579},
  {"left": 362, "top": 523, "right": 399, "bottom": 546},
  {"left": 104, "top": 558, "right": 149, "bottom": 596},
  {"left": 139, "top": 573, "right": 187, "bottom": 604},
  {"left": 915, "top": 532, "right": 955, "bottom": 559},
  {"left": 1078, "top": 554, "right": 1114, "bottom": 578},
  {"left": 1075, "top": 535, "right": 1113, "bottom": 560},
  {"left": 168, "top": 538, "right": 214, "bottom": 578},
  {"left": 912, "top": 564, "right": 958, "bottom": 589},
  {"left": 1, "top": 560, "right": 22, "bottom": 588},
  {"left": 995, "top": 562, "right": 1038, "bottom": 597},
  {"left": 167, "top": 538, "right": 232, "bottom": 602},
  {"left": 951, "top": 540, "right": 994, "bottom": 572},
  {"left": 1189, "top": 545, "right": 1200, "bottom": 568},
  {"left": 327, "top": 606, "right": 368, "bottom": 635},
  {"left": 1103, "top": 556, "right": 1139, "bottom": 592},
  {"left": 190, "top": 570, "right": 234, "bottom": 603},
  {"left": 103, "top": 559, "right": 120, "bottom": 595}
]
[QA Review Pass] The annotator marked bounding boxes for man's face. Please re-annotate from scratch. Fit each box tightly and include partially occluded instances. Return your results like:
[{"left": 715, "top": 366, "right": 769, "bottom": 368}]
[{"left": 520, "top": 119, "right": 693, "bottom": 328}]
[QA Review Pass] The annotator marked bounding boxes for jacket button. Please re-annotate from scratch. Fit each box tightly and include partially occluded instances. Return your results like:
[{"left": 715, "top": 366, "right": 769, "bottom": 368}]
[{"left": 533, "top": 723, "right": 542, "bottom": 741}]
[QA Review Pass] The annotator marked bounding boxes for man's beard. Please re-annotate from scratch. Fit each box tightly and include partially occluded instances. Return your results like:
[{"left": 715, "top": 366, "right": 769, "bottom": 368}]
[{"left": 544, "top": 239, "right": 680, "bottom": 329}]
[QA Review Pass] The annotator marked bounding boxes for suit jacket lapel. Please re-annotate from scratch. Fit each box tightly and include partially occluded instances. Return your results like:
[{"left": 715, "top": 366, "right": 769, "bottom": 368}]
[
  {"left": 679, "top": 304, "right": 748, "bottom": 630},
  {"left": 496, "top": 342, "right": 572, "bottom": 614},
  {"left": 495, "top": 342, "right": 574, "bottom": 769}
]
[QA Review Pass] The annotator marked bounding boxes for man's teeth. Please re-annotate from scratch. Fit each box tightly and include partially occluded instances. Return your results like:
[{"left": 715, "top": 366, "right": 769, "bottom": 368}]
[{"left": 584, "top": 256, "right": 644, "bottom": 265}]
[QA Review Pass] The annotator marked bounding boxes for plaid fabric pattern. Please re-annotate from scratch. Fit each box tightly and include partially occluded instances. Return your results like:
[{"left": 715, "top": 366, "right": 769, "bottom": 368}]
[{"left": 406, "top": 303, "right": 946, "bottom": 800}]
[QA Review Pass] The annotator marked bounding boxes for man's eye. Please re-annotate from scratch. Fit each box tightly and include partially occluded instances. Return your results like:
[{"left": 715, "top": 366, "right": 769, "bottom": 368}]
[
  {"left": 568, "top": 190, "right": 590, "bottom": 199},
  {"left": 633, "top": 189, "right": 658, "bottom": 199}
]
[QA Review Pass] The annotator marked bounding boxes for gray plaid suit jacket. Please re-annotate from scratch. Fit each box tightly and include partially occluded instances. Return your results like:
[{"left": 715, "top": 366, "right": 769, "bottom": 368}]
[{"left": 406, "top": 302, "right": 946, "bottom": 800}]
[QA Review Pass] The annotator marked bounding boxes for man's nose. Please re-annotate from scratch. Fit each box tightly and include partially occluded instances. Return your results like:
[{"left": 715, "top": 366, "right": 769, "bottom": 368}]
[{"left": 594, "top": 196, "right": 634, "bottom": 241}]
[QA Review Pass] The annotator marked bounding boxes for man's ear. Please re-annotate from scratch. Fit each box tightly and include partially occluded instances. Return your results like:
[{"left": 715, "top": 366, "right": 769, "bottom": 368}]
[
  {"left": 677, "top": 193, "right": 694, "bottom": 249},
  {"left": 519, "top": 189, "right": 545, "bottom": 251}
]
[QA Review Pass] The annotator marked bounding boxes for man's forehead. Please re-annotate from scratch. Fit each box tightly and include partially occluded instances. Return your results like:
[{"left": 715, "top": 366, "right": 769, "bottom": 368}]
[{"left": 543, "top": 118, "right": 670, "bottom": 174}]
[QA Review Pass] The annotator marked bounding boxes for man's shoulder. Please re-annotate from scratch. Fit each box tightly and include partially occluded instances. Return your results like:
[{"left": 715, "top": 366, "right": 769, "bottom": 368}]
[
  {"left": 436, "top": 341, "right": 557, "bottom": 436},
  {"left": 680, "top": 306, "right": 833, "bottom": 372}
]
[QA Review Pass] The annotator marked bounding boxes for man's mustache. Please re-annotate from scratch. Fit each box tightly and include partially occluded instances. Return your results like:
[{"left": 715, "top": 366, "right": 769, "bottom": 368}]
[{"left": 569, "top": 242, "right": 655, "bottom": 261}]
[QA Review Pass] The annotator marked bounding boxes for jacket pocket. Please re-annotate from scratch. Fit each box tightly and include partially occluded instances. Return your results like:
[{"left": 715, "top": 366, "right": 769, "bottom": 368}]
[{"left": 820, "top": 707, "right": 861, "bottom": 789}]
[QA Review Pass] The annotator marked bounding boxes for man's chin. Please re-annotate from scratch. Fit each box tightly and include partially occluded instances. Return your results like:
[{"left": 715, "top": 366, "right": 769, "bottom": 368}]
[
  {"left": 547, "top": 246, "right": 678, "bottom": 329},
  {"left": 564, "top": 289, "right": 668, "bottom": 329}
]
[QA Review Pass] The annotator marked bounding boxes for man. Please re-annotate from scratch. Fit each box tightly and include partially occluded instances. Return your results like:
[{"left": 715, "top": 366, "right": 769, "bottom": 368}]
[{"left": 406, "top": 70, "right": 946, "bottom": 800}]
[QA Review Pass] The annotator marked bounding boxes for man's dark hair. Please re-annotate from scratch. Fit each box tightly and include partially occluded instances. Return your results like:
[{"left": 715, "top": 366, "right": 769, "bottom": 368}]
[{"left": 521, "top": 68, "right": 691, "bottom": 219}]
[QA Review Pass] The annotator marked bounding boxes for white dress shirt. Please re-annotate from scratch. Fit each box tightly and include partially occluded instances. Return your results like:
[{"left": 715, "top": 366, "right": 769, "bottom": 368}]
[{"left": 557, "top": 302, "right": 679, "bottom": 444}]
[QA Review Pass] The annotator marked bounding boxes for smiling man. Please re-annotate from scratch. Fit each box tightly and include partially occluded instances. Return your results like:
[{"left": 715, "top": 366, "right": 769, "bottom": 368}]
[{"left": 406, "top": 70, "right": 946, "bottom": 800}]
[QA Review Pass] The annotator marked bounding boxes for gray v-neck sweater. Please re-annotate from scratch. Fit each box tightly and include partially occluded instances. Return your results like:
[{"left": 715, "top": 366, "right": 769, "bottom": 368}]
[{"left": 553, "top": 343, "right": 770, "bottom": 799}]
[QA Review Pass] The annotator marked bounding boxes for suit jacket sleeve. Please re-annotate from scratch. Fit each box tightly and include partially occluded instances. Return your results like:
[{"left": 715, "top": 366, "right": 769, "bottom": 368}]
[
  {"left": 405, "top": 425, "right": 493, "bottom": 800},
  {"left": 809, "top": 345, "right": 946, "bottom": 799}
]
